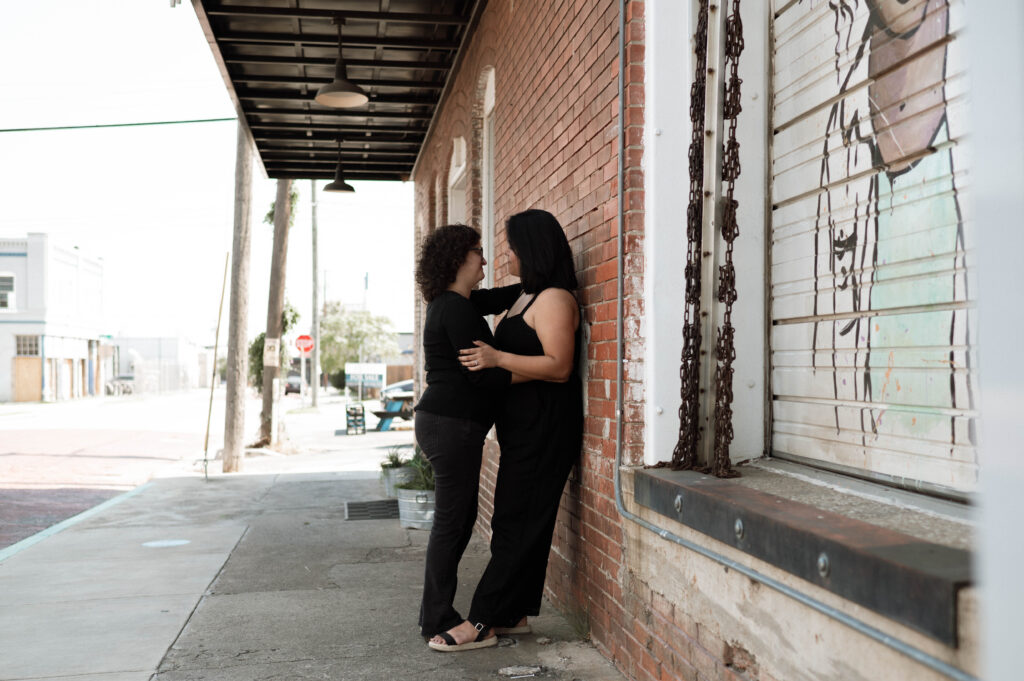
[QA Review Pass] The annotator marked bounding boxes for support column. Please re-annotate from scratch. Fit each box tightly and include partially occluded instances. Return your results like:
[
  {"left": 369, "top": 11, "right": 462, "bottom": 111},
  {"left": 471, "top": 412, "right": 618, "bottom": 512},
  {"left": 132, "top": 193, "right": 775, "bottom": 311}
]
[{"left": 223, "top": 122, "right": 253, "bottom": 473}]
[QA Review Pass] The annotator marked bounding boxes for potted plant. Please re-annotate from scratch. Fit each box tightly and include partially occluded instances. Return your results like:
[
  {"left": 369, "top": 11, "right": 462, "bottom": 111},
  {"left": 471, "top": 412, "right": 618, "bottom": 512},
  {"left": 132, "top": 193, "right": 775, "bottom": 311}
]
[
  {"left": 380, "top": 445, "right": 415, "bottom": 497},
  {"left": 395, "top": 445, "right": 435, "bottom": 530}
]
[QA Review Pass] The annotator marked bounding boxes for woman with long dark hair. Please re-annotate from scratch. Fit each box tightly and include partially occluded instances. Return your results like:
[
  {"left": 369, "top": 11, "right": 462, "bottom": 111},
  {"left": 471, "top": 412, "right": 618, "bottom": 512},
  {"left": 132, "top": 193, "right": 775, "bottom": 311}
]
[
  {"left": 413, "top": 224, "right": 521, "bottom": 652},
  {"left": 432, "top": 208, "right": 583, "bottom": 648}
]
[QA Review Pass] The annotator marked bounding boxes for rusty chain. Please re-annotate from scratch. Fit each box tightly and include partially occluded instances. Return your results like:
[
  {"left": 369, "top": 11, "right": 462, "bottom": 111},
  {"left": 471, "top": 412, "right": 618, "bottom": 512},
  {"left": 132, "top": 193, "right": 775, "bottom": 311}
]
[
  {"left": 670, "top": 0, "right": 710, "bottom": 471},
  {"left": 672, "top": 0, "right": 743, "bottom": 478},
  {"left": 710, "top": 0, "right": 743, "bottom": 478}
]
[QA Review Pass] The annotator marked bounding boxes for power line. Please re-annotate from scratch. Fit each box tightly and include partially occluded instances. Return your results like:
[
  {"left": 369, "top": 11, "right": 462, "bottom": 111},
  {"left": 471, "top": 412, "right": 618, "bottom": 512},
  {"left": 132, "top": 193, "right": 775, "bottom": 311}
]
[{"left": 0, "top": 117, "right": 237, "bottom": 134}]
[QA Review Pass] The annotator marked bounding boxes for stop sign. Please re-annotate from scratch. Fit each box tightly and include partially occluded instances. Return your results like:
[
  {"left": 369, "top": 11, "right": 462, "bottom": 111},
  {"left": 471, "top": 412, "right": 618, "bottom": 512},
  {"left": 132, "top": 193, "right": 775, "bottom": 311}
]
[{"left": 295, "top": 335, "right": 314, "bottom": 353}]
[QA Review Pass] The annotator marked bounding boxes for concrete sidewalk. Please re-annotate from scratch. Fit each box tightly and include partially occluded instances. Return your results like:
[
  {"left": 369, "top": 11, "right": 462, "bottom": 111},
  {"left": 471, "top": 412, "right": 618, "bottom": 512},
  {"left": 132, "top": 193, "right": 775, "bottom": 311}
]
[{"left": 0, "top": 440, "right": 624, "bottom": 681}]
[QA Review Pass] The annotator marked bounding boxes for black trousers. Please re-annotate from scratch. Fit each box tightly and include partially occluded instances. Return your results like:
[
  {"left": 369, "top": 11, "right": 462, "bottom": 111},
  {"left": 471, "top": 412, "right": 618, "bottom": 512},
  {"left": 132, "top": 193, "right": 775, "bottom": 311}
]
[
  {"left": 414, "top": 410, "right": 489, "bottom": 637},
  {"left": 468, "top": 437, "right": 576, "bottom": 627}
]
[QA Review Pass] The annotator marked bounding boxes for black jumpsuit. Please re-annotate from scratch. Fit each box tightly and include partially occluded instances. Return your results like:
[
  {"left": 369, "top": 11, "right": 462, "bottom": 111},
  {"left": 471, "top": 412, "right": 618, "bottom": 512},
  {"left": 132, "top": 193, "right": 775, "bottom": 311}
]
[{"left": 469, "top": 290, "right": 583, "bottom": 626}]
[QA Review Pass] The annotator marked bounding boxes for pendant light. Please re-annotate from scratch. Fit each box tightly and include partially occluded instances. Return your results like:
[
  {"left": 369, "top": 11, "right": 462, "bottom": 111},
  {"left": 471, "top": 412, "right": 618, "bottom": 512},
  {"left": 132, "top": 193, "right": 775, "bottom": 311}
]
[
  {"left": 315, "top": 20, "right": 368, "bottom": 108},
  {"left": 323, "top": 141, "right": 355, "bottom": 193}
]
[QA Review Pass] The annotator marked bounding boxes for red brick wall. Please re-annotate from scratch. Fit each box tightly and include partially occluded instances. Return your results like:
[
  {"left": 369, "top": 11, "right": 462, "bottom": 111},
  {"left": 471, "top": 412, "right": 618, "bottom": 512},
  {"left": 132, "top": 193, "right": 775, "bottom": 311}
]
[{"left": 409, "top": 2, "right": 733, "bottom": 680}]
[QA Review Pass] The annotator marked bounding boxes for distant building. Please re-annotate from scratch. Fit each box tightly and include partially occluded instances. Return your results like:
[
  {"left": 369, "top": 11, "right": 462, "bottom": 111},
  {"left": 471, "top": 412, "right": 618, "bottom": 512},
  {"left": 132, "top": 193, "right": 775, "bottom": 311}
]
[
  {"left": 112, "top": 337, "right": 204, "bottom": 393},
  {"left": 393, "top": 331, "right": 414, "bottom": 365},
  {"left": 0, "top": 233, "right": 105, "bottom": 402}
]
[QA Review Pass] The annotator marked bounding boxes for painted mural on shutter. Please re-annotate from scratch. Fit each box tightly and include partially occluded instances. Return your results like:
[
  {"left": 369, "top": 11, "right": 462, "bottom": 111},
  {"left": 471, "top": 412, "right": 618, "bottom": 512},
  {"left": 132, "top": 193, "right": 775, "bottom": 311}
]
[{"left": 769, "top": 0, "right": 976, "bottom": 496}]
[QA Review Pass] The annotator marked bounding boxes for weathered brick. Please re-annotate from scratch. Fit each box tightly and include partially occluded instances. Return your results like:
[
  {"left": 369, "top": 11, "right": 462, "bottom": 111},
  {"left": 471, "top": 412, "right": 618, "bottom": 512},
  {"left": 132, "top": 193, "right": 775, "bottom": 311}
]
[{"left": 412, "top": 2, "right": 666, "bottom": 680}]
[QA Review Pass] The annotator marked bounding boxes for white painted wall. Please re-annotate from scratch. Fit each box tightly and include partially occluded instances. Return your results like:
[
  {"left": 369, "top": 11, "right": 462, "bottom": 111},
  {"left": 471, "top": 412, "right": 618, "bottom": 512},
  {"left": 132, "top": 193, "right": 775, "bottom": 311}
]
[
  {"left": 971, "top": 3, "right": 1024, "bottom": 679},
  {"left": 643, "top": 0, "right": 767, "bottom": 464},
  {"left": 642, "top": 0, "right": 690, "bottom": 464}
]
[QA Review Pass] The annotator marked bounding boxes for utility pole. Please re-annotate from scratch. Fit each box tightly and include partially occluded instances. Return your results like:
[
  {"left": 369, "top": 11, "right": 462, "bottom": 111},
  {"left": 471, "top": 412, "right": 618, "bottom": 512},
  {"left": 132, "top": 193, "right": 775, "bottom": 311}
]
[
  {"left": 311, "top": 179, "right": 320, "bottom": 407},
  {"left": 223, "top": 122, "right": 253, "bottom": 473},
  {"left": 260, "top": 179, "right": 293, "bottom": 444}
]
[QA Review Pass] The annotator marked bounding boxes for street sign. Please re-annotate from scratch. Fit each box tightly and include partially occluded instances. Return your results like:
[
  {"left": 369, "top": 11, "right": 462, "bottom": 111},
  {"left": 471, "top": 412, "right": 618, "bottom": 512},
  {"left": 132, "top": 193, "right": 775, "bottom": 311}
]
[
  {"left": 295, "top": 335, "right": 315, "bottom": 354},
  {"left": 263, "top": 338, "right": 280, "bottom": 367},
  {"left": 344, "top": 362, "right": 386, "bottom": 389}
]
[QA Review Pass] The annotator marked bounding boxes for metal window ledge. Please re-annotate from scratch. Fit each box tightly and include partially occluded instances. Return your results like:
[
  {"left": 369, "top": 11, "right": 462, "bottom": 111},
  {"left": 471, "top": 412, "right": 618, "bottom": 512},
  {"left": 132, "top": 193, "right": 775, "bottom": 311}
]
[{"left": 634, "top": 466, "right": 972, "bottom": 646}]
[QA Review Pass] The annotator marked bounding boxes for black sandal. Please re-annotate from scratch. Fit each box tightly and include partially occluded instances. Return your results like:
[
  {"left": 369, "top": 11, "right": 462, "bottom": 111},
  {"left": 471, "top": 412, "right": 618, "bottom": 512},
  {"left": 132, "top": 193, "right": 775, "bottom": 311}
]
[{"left": 427, "top": 622, "right": 497, "bottom": 652}]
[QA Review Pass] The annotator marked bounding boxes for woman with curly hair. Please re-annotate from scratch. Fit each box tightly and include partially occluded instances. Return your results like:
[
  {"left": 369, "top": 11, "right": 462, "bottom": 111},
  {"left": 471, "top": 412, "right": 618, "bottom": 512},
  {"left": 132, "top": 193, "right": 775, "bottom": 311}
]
[{"left": 414, "top": 223, "right": 521, "bottom": 651}]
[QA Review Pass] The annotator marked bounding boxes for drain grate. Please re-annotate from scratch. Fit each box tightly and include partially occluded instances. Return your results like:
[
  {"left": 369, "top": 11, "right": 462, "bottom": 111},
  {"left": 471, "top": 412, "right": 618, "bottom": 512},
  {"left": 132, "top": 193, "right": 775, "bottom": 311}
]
[{"left": 345, "top": 499, "right": 399, "bottom": 521}]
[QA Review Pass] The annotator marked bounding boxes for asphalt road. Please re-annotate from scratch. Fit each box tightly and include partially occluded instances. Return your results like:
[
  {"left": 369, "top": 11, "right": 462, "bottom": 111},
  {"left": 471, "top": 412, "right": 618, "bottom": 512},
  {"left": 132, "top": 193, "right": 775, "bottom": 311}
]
[{"left": 0, "top": 388, "right": 413, "bottom": 549}]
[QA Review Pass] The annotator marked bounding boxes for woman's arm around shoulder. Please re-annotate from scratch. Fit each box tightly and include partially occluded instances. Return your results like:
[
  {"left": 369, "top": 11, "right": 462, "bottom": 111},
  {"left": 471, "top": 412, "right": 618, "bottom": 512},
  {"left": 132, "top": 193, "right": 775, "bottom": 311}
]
[
  {"left": 470, "top": 284, "right": 522, "bottom": 316},
  {"left": 460, "top": 287, "right": 578, "bottom": 383}
]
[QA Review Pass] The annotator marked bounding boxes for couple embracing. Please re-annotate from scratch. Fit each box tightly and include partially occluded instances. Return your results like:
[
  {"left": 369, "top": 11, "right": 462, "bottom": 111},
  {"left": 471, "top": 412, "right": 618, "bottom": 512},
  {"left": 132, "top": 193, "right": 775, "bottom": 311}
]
[{"left": 413, "top": 208, "right": 584, "bottom": 652}]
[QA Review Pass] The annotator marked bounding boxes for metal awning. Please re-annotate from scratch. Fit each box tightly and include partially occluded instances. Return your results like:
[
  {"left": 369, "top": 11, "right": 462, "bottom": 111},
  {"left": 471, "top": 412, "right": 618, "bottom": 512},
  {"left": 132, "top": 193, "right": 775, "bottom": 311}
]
[{"left": 192, "top": 0, "right": 480, "bottom": 182}]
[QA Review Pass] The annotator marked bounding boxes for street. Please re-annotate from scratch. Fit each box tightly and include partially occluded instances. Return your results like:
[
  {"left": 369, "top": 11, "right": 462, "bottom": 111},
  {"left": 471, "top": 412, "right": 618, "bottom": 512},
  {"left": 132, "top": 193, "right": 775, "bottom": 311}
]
[{"left": 0, "top": 388, "right": 412, "bottom": 549}]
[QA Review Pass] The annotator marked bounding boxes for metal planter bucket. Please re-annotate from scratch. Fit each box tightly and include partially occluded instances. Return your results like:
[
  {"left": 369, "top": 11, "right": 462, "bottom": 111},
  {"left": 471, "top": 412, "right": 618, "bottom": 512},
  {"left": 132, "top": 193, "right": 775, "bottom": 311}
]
[
  {"left": 381, "top": 466, "right": 416, "bottom": 498},
  {"left": 396, "top": 488, "right": 435, "bottom": 530}
]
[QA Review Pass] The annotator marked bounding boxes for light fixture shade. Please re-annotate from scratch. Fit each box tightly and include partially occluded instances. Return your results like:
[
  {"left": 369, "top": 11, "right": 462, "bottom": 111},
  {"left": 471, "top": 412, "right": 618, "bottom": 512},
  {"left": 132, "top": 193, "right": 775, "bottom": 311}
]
[
  {"left": 315, "top": 22, "right": 369, "bottom": 108},
  {"left": 323, "top": 158, "right": 355, "bottom": 193},
  {"left": 323, "top": 178, "right": 355, "bottom": 192},
  {"left": 315, "top": 80, "right": 368, "bottom": 108}
]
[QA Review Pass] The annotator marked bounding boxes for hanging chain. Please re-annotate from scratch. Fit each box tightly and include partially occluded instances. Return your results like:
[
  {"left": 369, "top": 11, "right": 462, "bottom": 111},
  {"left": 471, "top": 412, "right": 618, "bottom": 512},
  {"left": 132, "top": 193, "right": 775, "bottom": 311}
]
[
  {"left": 711, "top": 0, "right": 743, "bottom": 478},
  {"left": 671, "top": 0, "right": 710, "bottom": 471},
  {"left": 672, "top": 0, "right": 743, "bottom": 477}
]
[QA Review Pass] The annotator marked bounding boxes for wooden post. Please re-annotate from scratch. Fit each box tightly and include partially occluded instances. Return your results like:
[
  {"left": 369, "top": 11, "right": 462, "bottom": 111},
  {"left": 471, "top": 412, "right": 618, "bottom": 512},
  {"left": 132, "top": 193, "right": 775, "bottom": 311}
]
[
  {"left": 223, "top": 122, "right": 253, "bottom": 473},
  {"left": 260, "top": 179, "right": 293, "bottom": 443}
]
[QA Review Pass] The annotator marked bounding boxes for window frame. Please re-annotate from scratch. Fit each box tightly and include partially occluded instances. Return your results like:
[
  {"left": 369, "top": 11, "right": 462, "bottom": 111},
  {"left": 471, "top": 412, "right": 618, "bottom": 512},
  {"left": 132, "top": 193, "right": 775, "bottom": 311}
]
[
  {"left": 447, "top": 137, "right": 468, "bottom": 225},
  {"left": 0, "top": 273, "right": 14, "bottom": 311},
  {"left": 15, "top": 334, "right": 40, "bottom": 357}
]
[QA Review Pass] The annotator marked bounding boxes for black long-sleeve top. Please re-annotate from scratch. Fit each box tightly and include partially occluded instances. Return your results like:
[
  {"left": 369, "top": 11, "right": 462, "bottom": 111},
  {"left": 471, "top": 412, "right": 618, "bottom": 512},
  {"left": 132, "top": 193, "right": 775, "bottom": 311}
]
[{"left": 415, "top": 284, "right": 522, "bottom": 426}]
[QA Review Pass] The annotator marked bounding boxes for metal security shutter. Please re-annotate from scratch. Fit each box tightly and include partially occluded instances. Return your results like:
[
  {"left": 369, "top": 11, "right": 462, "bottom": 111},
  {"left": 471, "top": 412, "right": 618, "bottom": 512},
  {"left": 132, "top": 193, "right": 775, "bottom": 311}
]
[{"left": 769, "top": 0, "right": 975, "bottom": 497}]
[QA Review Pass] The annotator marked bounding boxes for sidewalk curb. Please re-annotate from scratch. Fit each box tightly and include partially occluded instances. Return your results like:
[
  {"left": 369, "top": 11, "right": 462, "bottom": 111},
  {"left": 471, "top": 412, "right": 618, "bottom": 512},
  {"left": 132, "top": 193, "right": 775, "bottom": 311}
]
[{"left": 0, "top": 482, "right": 153, "bottom": 564}]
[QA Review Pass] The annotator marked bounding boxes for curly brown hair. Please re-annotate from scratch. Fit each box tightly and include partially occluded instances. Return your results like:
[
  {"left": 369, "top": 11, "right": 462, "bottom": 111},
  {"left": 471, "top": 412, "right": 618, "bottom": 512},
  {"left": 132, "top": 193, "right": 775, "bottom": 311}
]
[{"left": 415, "top": 224, "right": 481, "bottom": 302}]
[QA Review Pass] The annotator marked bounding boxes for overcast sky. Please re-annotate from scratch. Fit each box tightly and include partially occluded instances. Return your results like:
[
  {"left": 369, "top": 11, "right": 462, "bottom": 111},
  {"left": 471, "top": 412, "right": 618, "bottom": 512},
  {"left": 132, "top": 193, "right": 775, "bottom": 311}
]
[{"left": 0, "top": 1, "right": 416, "bottom": 346}]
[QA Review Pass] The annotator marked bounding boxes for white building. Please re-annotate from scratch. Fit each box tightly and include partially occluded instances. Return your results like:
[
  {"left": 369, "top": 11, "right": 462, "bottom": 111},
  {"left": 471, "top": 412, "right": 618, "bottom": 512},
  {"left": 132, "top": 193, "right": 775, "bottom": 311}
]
[{"left": 0, "top": 233, "right": 105, "bottom": 402}]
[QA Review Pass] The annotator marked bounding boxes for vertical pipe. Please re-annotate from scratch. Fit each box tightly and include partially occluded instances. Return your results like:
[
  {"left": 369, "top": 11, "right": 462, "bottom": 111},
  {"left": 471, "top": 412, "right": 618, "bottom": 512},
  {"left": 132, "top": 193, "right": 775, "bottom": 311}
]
[
  {"left": 614, "top": 0, "right": 626, "bottom": 480},
  {"left": 311, "top": 179, "right": 320, "bottom": 407}
]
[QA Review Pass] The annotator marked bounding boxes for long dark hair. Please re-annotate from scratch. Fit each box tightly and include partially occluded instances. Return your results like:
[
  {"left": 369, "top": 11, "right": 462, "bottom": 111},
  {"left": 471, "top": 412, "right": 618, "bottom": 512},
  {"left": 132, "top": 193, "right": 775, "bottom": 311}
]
[
  {"left": 415, "top": 224, "right": 480, "bottom": 302},
  {"left": 506, "top": 209, "right": 577, "bottom": 293}
]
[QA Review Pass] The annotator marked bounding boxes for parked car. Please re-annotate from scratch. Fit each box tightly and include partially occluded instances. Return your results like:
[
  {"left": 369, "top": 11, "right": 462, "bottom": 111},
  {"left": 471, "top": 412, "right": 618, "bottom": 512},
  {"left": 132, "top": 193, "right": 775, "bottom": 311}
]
[
  {"left": 380, "top": 379, "right": 414, "bottom": 418},
  {"left": 380, "top": 379, "right": 413, "bottom": 402},
  {"left": 284, "top": 374, "right": 302, "bottom": 394},
  {"left": 105, "top": 375, "right": 135, "bottom": 395}
]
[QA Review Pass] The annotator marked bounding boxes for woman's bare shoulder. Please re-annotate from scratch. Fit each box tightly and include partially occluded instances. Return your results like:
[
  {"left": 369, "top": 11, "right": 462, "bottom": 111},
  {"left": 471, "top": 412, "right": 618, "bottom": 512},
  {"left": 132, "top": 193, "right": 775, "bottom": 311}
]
[
  {"left": 530, "top": 288, "right": 579, "bottom": 326},
  {"left": 534, "top": 287, "right": 577, "bottom": 307}
]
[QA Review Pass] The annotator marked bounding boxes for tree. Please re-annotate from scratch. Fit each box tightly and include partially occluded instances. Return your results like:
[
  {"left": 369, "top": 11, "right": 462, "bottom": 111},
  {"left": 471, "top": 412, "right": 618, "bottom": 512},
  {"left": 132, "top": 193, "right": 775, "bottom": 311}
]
[
  {"left": 259, "top": 179, "right": 295, "bottom": 444},
  {"left": 319, "top": 303, "right": 400, "bottom": 377},
  {"left": 263, "top": 186, "right": 299, "bottom": 227},
  {"left": 248, "top": 302, "right": 300, "bottom": 391}
]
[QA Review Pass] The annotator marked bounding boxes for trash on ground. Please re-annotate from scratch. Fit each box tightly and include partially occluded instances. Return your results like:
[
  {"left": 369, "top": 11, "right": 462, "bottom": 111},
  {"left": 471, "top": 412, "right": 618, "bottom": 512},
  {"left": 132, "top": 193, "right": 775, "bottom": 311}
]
[{"left": 498, "top": 665, "right": 543, "bottom": 677}]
